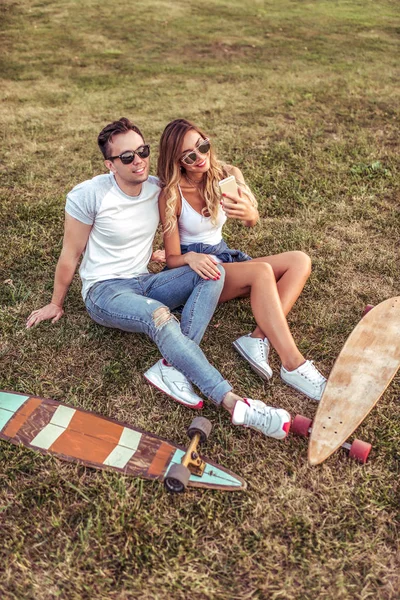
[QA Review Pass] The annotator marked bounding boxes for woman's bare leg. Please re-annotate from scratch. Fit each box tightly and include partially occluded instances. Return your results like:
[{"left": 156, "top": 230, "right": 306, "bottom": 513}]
[
  {"left": 251, "top": 251, "right": 311, "bottom": 315},
  {"left": 245, "top": 251, "right": 311, "bottom": 339},
  {"left": 219, "top": 262, "right": 304, "bottom": 371}
]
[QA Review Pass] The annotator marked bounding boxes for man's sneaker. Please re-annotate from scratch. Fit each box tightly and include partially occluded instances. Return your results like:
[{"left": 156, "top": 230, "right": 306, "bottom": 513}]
[
  {"left": 144, "top": 359, "right": 203, "bottom": 409},
  {"left": 232, "top": 398, "right": 291, "bottom": 440},
  {"left": 232, "top": 334, "right": 273, "bottom": 381},
  {"left": 281, "top": 360, "right": 327, "bottom": 401}
]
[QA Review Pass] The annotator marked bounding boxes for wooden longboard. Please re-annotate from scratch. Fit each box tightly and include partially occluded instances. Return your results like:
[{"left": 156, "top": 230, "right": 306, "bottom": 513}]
[
  {"left": 0, "top": 391, "right": 246, "bottom": 491},
  {"left": 308, "top": 297, "right": 400, "bottom": 465}
]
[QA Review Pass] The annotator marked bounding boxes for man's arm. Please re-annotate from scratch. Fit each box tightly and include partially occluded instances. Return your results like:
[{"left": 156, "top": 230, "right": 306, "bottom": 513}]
[{"left": 26, "top": 214, "right": 92, "bottom": 328}]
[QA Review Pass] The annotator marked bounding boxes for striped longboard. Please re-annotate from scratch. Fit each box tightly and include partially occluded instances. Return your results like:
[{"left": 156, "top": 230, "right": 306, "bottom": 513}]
[{"left": 0, "top": 391, "right": 246, "bottom": 491}]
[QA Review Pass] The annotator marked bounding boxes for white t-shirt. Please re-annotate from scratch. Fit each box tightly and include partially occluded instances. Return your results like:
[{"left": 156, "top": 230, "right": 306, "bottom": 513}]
[{"left": 65, "top": 173, "right": 160, "bottom": 299}]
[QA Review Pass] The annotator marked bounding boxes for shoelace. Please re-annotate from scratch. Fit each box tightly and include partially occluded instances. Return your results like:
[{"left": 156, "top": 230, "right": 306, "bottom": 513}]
[
  {"left": 257, "top": 338, "right": 269, "bottom": 360},
  {"left": 299, "top": 361, "right": 325, "bottom": 385},
  {"left": 245, "top": 402, "right": 275, "bottom": 433}
]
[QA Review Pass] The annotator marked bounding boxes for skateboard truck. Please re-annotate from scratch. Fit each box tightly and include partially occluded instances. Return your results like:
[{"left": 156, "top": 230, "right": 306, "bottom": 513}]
[
  {"left": 292, "top": 414, "right": 372, "bottom": 463},
  {"left": 164, "top": 417, "right": 212, "bottom": 493},
  {"left": 181, "top": 432, "right": 206, "bottom": 477}
]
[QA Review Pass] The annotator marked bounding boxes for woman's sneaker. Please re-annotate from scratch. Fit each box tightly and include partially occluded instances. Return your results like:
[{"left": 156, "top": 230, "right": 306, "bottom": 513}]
[
  {"left": 280, "top": 360, "right": 326, "bottom": 401},
  {"left": 232, "top": 334, "right": 273, "bottom": 380},
  {"left": 144, "top": 359, "right": 203, "bottom": 409},
  {"left": 232, "top": 398, "right": 291, "bottom": 439}
]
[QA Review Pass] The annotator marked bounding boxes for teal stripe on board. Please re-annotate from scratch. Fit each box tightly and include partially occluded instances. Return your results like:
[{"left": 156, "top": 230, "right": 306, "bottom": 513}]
[
  {"left": 0, "top": 408, "right": 16, "bottom": 431},
  {"left": 169, "top": 449, "right": 243, "bottom": 487},
  {"left": 0, "top": 392, "right": 30, "bottom": 413},
  {"left": 0, "top": 393, "right": 30, "bottom": 431}
]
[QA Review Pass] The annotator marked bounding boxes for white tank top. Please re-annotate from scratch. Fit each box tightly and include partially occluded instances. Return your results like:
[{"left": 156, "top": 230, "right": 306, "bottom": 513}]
[{"left": 178, "top": 188, "right": 227, "bottom": 246}]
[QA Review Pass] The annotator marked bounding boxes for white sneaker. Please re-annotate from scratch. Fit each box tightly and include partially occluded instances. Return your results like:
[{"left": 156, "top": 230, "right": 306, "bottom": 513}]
[
  {"left": 144, "top": 359, "right": 203, "bottom": 410},
  {"left": 232, "top": 398, "right": 291, "bottom": 440},
  {"left": 281, "top": 360, "right": 327, "bottom": 401},
  {"left": 232, "top": 334, "right": 273, "bottom": 380}
]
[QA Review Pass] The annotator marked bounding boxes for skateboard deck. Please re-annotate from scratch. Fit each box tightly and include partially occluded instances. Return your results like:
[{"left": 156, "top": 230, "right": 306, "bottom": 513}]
[
  {"left": 308, "top": 297, "right": 400, "bottom": 465},
  {"left": 0, "top": 390, "right": 246, "bottom": 491}
]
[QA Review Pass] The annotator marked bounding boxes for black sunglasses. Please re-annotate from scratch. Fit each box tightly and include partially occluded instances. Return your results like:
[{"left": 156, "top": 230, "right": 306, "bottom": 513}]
[{"left": 108, "top": 144, "right": 150, "bottom": 164}]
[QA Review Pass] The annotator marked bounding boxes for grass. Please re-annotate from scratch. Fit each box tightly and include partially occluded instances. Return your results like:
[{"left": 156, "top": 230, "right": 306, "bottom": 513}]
[{"left": 1, "top": 0, "right": 399, "bottom": 598}]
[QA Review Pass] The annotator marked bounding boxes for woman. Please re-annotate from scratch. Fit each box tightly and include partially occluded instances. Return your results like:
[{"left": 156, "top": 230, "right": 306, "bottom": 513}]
[{"left": 157, "top": 119, "right": 326, "bottom": 401}]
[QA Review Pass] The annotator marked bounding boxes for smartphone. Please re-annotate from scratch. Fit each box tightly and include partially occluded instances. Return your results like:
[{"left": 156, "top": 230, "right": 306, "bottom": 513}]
[{"left": 218, "top": 175, "right": 238, "bottom": 198}]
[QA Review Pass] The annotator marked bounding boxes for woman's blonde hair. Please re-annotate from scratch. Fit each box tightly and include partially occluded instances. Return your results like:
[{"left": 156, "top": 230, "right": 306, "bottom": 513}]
[{"left": 157, "top": 119, "right": 257, "bottom": 234}]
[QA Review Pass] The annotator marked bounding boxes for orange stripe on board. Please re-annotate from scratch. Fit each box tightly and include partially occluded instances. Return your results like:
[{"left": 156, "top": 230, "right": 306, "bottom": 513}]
[
  {"left": 147, "top": 442, "right": 175, "bottom": 477},
  {"left": 68, "top": 410, "right": 123, "bottom": 445},
  {"left": 3, "top": 397, "right": 43, "bottom": 438},
  {"left": 50, "top": 428, "right": 116, "bottom": 464}
]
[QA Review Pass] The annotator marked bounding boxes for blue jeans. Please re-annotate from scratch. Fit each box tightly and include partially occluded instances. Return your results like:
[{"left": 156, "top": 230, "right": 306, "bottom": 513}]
[
  {"left": 181, "top": 239, "right": 251, "bottom": 263},
  {"left": 84, "top": 265, "right": 232, "bottom": 405}
]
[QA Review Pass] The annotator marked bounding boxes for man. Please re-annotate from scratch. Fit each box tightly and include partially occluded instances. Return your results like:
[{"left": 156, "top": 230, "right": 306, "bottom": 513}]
[{"left": 26, "top": 117, "right": 291, "bottom": 440}]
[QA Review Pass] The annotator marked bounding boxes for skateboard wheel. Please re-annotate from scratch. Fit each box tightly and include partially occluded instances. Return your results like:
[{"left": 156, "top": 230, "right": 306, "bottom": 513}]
[
  {"left": 349, "top": 439, "right": 372, "bottom": 464},
  {"left": 362, "top": 304, "right": 374, "bottom": 318},
  {"left": 292, "top": 415, "right": 312, "bottom": 437},
  {"left": 187, "top": 417, "right": 212, "bottom": 443},
  {"left": 164, "top": 463, "right": 191, "bottom": 493}
]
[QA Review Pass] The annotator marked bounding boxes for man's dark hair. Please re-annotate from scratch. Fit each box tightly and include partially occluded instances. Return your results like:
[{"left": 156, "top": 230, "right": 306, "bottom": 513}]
[{"left": 97, "top": 117, "right": 144, "bottom": 159}]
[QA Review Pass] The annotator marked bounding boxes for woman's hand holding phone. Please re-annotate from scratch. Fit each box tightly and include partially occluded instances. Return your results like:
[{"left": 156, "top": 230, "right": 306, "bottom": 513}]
[
  {"left": 184, "top": 252, "right": 221, "bottom": 280},
  {"left": 221, "top": 188, "right": 257, "bottom": 221},
  {"left": 218, "top": 175, "right": 257, "bottom": 222}
]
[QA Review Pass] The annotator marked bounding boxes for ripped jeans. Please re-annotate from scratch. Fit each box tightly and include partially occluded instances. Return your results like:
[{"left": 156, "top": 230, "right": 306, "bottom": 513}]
[{"left": 84, "top": 265, "right": 232, "bottom": 405}]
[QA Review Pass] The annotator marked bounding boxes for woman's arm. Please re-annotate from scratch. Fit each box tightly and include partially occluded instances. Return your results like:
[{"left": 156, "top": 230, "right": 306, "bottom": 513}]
[
  {"left": 158, "top": 190, "right": 185, "bottom": 269},
  {"left": 158, "top": 190, "right": 221, "bottom": 280},
  {"left": 222, "top": 165, "right": 259, "bottom": 227}
]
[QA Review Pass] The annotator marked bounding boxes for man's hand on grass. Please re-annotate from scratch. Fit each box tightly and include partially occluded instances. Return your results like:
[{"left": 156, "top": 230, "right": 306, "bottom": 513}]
[{"left": 26, "top": 303, "right": 64, "bottom": 328}]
